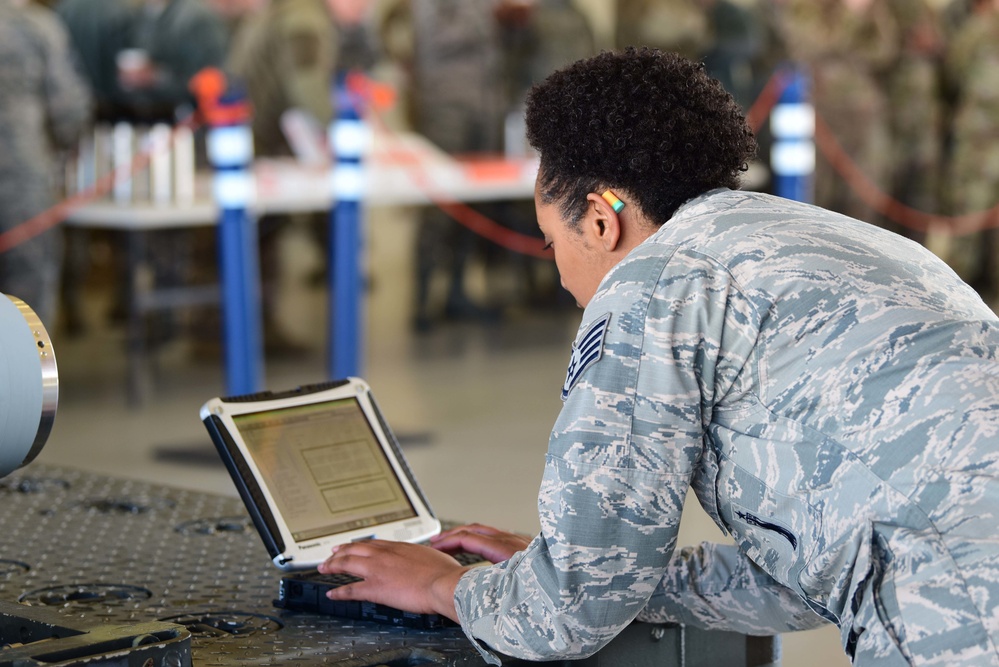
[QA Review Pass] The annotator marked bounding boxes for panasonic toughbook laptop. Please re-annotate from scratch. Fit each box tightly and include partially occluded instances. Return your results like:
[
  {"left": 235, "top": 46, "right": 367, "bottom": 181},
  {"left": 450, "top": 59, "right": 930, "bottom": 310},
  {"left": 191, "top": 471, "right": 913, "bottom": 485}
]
[
  {"left": 201, "top": 378, "right": 485, "bottom": 628},
  {"left": 200, "top": 378, "right": 442, "bottom": 572}
]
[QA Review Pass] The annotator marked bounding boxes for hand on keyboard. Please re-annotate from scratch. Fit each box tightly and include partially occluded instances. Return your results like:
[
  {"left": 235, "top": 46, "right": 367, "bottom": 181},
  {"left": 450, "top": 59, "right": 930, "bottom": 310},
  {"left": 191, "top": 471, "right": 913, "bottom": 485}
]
[
  {"left": 430, "top": 523, "right": 532, "bottom": 564},
  {"left": 317, "top": 540, "right": 467, "bottom": 622}
]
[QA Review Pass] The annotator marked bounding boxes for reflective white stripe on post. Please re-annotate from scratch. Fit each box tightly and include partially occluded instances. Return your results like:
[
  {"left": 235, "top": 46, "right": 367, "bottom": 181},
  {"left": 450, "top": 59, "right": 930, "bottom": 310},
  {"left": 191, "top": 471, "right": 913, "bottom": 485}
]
[
  {"left": 770, "top": 102, "right": 815, "bottom": 140},
  {"left": 330, "top": 163, "right": 367, "bottom": 201},
  {"left": 207, "top": 125, "right": 254, "bottom": 167},
  {"left": 329, "top": 119, "right": 371, "bottom": 159},
  {"left": 212, "top": 170, "right": 255, "bottom": 208},
  {"left": 771, "top": 101, "right": 816, "bottom": 179},
  {"left": 771, "top": 140, "right": 816, "bottom": 176}
]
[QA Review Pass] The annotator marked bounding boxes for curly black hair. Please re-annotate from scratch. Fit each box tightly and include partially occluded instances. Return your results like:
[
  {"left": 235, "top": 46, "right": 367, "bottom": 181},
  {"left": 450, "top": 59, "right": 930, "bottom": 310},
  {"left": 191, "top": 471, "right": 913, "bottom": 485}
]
[{"left": 525, "top": 47, "right": 757, "bottom": 228}]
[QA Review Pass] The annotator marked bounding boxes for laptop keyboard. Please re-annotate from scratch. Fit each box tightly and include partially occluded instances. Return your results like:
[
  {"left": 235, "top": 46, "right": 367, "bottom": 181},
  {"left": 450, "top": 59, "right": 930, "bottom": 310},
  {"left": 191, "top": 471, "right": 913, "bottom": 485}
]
[{"left": 274, "top": 552, "right": 486, "bottom": 630}]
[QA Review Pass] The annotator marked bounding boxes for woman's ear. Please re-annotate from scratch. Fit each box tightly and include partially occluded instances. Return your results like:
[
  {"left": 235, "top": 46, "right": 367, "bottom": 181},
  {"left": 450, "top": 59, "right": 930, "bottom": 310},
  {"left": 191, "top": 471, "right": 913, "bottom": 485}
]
[{"left": 584, "top": 191, "right": 623, "bottom": 252}]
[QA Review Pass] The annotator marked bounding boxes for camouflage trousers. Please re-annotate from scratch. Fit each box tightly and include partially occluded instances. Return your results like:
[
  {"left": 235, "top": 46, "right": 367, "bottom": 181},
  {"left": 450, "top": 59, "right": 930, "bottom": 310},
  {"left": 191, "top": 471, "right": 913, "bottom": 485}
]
[{"left": 0, "top": 193, "right": 62, "bottom": 329}]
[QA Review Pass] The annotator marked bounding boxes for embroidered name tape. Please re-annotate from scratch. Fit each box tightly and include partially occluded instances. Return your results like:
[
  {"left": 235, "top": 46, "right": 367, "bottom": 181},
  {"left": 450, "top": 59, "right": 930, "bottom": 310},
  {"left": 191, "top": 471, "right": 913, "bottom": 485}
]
[{"left": 562, "top": 313, "right": 611, "bottom": 401}]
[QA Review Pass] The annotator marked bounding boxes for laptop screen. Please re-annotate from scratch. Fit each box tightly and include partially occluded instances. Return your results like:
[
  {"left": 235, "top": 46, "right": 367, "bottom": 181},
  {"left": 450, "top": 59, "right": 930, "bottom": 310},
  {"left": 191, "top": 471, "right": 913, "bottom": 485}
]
[{"left": 232, "top": 397, "right": 417, "bottom": 542}]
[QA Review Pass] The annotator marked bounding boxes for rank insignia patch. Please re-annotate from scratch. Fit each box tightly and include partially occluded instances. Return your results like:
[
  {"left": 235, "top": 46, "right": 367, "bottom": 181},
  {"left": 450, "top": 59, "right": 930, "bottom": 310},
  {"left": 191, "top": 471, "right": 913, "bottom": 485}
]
[{"left": 561, "top": 313, "right": 611, "bottom": 401}]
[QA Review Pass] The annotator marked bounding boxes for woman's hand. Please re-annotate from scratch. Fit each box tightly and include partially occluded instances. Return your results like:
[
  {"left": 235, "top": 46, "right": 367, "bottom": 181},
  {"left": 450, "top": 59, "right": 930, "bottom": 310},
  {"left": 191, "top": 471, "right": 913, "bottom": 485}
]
[
  {"left": 430, "top": 523, "right": 533, "bottom": 564},
  {"left": 317, "top": 540, "right": 467, "bottom": 621}
]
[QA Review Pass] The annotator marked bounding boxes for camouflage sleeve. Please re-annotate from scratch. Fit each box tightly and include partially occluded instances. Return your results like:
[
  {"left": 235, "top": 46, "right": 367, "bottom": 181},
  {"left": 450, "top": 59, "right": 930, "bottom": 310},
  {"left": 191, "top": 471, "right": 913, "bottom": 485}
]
[
  {"left": 776, "top": 0, "right": 838, "bottom": 63},
  {"left": 942, "top": 20, "right": 980, "bottom": 101},
  {"left": 454, "top": 459, "right": 688, "bottom": 664},
  {"left": 27, "top": 6, "right": 91, "bottom": 148},
  {"left": 637, "top": 542, "right": 830, "bottom": 634},
  {"left": 848, "top": 2, "right": 900, "bottom": 73},
  {"left": 453, "top": 246, "right": 749, "bottom": 663}
]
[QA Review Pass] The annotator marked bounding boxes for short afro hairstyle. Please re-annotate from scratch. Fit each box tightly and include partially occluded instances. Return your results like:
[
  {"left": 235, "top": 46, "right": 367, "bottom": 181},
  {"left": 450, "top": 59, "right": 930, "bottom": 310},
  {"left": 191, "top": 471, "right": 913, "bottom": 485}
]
[{"left": 525, "top": 47, "right": 757, "bottom": 228}]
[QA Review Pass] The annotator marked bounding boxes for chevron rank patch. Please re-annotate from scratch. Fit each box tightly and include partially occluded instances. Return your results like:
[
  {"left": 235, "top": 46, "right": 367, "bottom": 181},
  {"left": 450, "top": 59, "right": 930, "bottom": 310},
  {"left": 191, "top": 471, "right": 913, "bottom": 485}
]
[{"left": 561, "top": 313, "right": 611, "bottom": 401}]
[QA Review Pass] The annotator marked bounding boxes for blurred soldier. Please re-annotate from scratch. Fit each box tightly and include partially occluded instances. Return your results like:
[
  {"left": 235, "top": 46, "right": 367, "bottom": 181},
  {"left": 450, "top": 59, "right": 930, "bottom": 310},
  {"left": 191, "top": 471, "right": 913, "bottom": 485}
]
[
  {"left": 752, "top": 0, "right": 791, "bottom": 80},
  {"left": 227, "top": 0, "right": 375, "bottom": 157},
  {"left": 883, "top": 0, "right": 945, "bottom": 240},
  {"left": 617, "top": 0, "right": 766, "bottom": 111},
  {"left": 941, "top": 0, "right": 976, "bottom": 42},
  {"left": 117, "top": 0, "right": 228, "bottom": 122},
  {"left": 0, "top": 0, "right": 91, "bottom": 327},
  {"left": 497, "top": 0, "right": 595, "bottom": 308},
  {"left": 699, "top": 0, "right": 765, "bottom": 110},
  {"left": 227, "top": 0, "right": 375, "bottom": 354},
  {"left": 778, "top": 0, "right": 898, "bottom": 223},
  {"left": 204, "top": 0, "right": 267, "bottom": 41},
  {"left": 102, "top": 0, "right": 229, "bottom": 346},
  {"left": 615, "top": 0, "right": 710, "bottom": 58},
  {"left": 53, "top": 0, "right": 130, "bottom": 336},
  {"left": 743, "top": 0, "right": 791, "bottom": 196},
  {"left": 415, "top": 0, "right": 506, "bottom": 330},
  {"left": 382, "top": 0, "right": 506, "bottom": 331},
  {"left": 942, "top": 0, "right": 999, "bottom": 301},
  {"left": 500, "top": 0, "right": 594, "bottom": 109},
  {"left": 55, "top": 0, "right": 132, "bottom": 121}
]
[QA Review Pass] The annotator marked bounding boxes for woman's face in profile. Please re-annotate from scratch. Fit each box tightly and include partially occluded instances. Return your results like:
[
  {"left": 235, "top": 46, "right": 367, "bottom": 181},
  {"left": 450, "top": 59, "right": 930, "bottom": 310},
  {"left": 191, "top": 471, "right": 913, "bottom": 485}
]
[{"left": 534, "top": 187, "right": 602, "bottom": 309}]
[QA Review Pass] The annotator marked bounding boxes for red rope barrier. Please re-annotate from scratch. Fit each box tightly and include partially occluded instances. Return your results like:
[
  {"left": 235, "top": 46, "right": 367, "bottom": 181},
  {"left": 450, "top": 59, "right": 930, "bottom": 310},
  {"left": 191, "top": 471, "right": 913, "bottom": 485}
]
[
  {"left": 361, "top": 103, "right": 554, "bottom": 260},
  {"left": 8, "top": 67, "right": 994, "bottom": 260},
  {"left": 745, "top": 69, "right": 790, "bottom": 134},
  {"left": 0, "top": 113, "right": 199, "bottom": 254},
  {"left": 812, "top": 112, "right": 999, "bottom": 236},
  {"left": 436, "top": 199, "right": 552, "bottom": 259}
]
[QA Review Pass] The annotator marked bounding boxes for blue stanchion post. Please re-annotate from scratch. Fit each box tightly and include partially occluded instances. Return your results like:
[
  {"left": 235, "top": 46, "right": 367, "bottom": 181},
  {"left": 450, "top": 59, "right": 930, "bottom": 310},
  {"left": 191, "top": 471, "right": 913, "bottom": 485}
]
[
  {"left": 194, "top": 69, "right": 263, "bottom": 395},
  {"left": 770, "top": 65, "right": 815, "bottom": 204},
  {"left": 328, "top": 73, "right": 370, "bottom": 380}
]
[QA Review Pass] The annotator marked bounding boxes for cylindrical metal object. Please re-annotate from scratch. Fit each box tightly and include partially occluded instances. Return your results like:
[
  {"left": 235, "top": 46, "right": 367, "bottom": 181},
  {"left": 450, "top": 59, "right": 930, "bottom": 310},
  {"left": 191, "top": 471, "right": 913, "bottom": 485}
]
[{"left": 0, "top": 294, "right": 58, "bottom": 478}]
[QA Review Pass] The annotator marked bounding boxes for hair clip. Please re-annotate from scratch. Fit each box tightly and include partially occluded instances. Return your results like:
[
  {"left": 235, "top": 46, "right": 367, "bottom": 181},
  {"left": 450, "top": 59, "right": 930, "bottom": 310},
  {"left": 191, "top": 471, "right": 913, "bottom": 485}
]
[{"left": 601, "top": 190, "right": 625, "bottom": 213}]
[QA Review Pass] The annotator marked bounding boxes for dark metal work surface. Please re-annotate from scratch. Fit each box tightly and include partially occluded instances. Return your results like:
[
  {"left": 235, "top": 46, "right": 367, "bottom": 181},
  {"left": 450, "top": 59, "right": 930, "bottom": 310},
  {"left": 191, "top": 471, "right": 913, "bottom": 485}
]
[
  {"left": 0, "top": 465, "right": 778, "bottom": 666},
  {"left": 0, "top": 600, "right": 192, "bottom": 667}
]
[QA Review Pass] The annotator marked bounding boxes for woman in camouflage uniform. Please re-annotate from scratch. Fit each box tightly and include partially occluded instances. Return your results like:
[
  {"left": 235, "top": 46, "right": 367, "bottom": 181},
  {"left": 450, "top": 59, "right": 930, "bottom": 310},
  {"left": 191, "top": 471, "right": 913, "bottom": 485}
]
[{"left": 319, "top": 49, "right": 999, "bottom": 667}]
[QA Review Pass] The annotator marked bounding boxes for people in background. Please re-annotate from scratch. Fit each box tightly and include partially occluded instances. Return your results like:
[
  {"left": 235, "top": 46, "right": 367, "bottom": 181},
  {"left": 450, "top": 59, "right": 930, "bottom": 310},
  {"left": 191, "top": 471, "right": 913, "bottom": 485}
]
[
  {"left": 381, "top": 0, "right": 506, "bottom": 332},
  {"left": 615, "top": 0, "right": 709, "bottom": 59},
  {"left": 776, "top": 0, "right": 898, "bottom": 224},
  {"left": 204, "top": 0, "right": 267, "bottom": 41},
  {"left": 227, "top": 0, "right": 375, "bottom": 158},
  {"left": 699, "top": 0, "right": 765, "bottom": 110},
  {"left": 499, "top": 0, "right": 595, "bottom": 106},
  {"left": 227, "top": 0, "right": 376, "bottom": 355},
  {"left": 495, "top": 0, "right": 596, "bottom": 310},
  {"left": 941, "top": 0, "right": 999, "bottom": 302},
  {"left": 0, "top": 0, "right": 91, "bottom": 328},
  {"left": 883, "top": 0, "right": 945, "bottom": 242},
  {"left": 55, "top": 0, "right": 131, "bottom": 121},
  {"left": 117, "top": 0, "right": 228, "bottom": 123}
]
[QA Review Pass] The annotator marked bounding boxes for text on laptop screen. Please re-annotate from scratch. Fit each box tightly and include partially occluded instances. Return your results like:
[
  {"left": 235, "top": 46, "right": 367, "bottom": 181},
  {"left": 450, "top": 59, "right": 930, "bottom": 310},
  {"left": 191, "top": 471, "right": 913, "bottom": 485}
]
[{"left": 232, "top": 398, "right": 417, "bottom": 541}]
